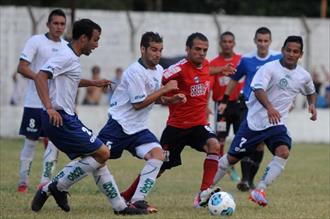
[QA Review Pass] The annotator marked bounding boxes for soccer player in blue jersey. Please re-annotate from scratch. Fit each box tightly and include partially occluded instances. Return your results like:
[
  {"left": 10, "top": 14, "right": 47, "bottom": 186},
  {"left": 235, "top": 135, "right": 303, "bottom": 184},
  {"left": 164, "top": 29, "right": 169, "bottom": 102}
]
[
  {"left": 219, "top": 27, "right": 282, "bottom": 191},
  {"left": 30, "top": 19, "right": 147, "bottom": 215},
  {"left": 213, "top": 35, "right": 317, "bottom": 206}
]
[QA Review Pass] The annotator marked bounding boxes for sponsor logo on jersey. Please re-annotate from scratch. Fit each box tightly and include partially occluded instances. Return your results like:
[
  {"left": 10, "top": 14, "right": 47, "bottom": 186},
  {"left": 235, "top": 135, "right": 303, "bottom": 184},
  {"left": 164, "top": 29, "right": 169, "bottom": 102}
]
[
  {"left": 190, "top": 81, "right": 210, "bottom": 97},
  {"left": 134, "top": 94, "right": 146, "bottom": 100},
  {"left": 52, "top": 48, "right": 59, "bottom": 52},
  {"left": 277, "top": 78, "right": 288, "bottom": 90}
]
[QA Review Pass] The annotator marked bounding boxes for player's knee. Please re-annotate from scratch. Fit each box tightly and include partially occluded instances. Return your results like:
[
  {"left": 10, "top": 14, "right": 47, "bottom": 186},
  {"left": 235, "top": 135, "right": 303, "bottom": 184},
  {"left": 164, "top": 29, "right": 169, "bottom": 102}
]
[
  {"left": 274, "top": 145, "right": 290, "bottom": 159},
  {"left": 206, "top": 138, "right": 221, "bottom": 154},
  {"left": 92, "top": 145, "right": 110, "bottom": 163},
  {"left": 146, "top": 147, "right": 164, "bottom": 161}
]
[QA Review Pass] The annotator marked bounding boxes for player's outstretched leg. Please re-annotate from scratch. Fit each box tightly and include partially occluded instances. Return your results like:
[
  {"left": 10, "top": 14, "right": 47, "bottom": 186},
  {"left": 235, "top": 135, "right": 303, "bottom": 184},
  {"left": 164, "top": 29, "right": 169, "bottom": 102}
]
[
  {"left": 18, "top": 138, "right": 37, "bottom": 193},
  {"left": 39, "top": 141, "right": 59, "bottom": 188},
  {"left": 249, "top": 155, "right": 287, "bottom": 207},
  {"left": 92, "top": 165, "right": 147, "bottom": 215}
]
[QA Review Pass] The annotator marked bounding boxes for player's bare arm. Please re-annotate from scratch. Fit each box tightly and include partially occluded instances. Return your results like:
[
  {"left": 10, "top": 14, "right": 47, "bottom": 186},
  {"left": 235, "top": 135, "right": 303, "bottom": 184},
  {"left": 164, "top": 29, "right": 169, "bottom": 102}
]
[
  {"left": 218, "top": 79, "right": 239, "bottom": 114},
  {"left": 158, "top": 93, "right": 187, "bottom": 105},
  {"left": 133, "top": 80, "right": 178, "bottom": 110},
  {"left": 306, "top": 93, "right": 317, "bottom": 121},
  {"left": 78, "top": 78, "right": 111, "bottom": 87},
  {"left": 209, "top": 63, "right": 236, "bottom": 76},
  {"left": 34, "top": 71, "right": 63, "bottom": 127},
  {"left": 17, "top": 59, "right": 37, "bottom": 80},
  {"left": 254, "top": 88, "right": 281, "bottom": 124}
]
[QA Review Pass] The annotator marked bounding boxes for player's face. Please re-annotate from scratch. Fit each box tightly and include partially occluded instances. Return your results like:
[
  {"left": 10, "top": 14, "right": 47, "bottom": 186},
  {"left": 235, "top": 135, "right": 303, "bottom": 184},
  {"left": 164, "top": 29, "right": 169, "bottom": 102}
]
[
  {"left": 82, "top": 29, "right": 101, "bottom": 56},
  {"left": 187, "top": 39, "right": 208, "bottom": 67},
  {"left": 254, "top": 33, "right": 271, "bottom": 56},
  {"left": 220, "top": 35, "right": 235, "bottom": 55},
  {"left": 281, "top": 42, "right": 303, "bottom": 68},
  {"left": 47, "top": 15, "right": 66, "bottom": 40},
  {"left": 142, "top": 42, "right": 163, "bottom": 67}
]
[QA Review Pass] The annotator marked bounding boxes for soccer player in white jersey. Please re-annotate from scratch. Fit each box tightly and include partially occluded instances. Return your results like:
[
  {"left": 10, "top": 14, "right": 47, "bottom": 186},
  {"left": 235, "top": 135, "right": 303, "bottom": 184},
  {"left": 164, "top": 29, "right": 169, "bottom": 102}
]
[
  {"left": 219, "top": 27, "right": 282, "bottom": 192},
  {"left": 212, "top": 36, "right": 317, "bottom": 207},
  {"left": 17, "top": 9, "right": 67, "bottom": 193},
  {"left": 30, "top": 19, "right": 147, "bottom": 215},
  {"left": 97, "top": 32, "right": 186, "bottom": 213}
]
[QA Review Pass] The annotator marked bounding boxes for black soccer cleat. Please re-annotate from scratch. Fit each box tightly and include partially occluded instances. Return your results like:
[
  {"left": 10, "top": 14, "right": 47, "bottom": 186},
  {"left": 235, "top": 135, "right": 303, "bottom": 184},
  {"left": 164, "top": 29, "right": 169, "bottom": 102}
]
[
  {"left": 114, "top": 205, "right": 148, "bottom": 215},
  {"left": 31, "top": 188, "right": 49, "bottom": 212},
  {"left": 236, "top": 181, "right": 250, "bottom": 192},
  {"left": 131, "top": 200, "right": 158, "bottom": 213},
  {"left": 48, "top": 181, "right": 70, "bottom": 212}
]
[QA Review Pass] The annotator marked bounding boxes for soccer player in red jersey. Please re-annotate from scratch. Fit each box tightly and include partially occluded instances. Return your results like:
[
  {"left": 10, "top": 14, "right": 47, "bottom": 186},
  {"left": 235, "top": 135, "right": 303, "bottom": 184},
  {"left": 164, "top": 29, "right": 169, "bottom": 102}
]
[
  {"left": 210, "top": 31, "right": 243, "bottom": 182},
  {"left": 121, "top": 32, "right": 236, "bottom": 209}
]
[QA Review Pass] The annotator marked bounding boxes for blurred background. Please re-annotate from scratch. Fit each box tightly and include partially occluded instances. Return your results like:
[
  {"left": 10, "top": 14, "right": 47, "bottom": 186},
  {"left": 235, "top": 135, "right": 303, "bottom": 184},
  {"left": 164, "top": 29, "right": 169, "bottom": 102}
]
[{"left": 0, "top": 0, "right": 329, "bottom": 142}]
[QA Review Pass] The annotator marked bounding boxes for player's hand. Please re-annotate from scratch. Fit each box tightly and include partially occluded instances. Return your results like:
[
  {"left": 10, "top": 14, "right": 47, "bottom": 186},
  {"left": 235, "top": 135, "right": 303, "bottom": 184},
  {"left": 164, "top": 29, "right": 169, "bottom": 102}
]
[
  {"left": 163, "top": 80, "right": 179, "bottom": 92},
  {"left": 222, "top": 63, "right": 237, "bottom": 76},
  {"left": 218, "top": 103, "right": 227, "bottom": 115},
  {"left": 171, "top": 93, "right": 187, "bottom": 104},
  {"left": 47, "top": 109, "right": 63, "bottom": 127},
  {"left": 93, "top": 79, "right": 112, "bottom": 87},
  {"left": 308, "top": 104, "right": 317, "bottom": 121},
  {"left": 267, "top": 107, "right": 281, "bottom": 124}
]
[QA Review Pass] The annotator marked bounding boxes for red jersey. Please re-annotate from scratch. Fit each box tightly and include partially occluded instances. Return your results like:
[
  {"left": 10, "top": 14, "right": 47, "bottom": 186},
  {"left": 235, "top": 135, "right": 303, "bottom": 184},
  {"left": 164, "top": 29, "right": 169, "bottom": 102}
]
[
  {"left": 162, "top": 58, "right": 211, "bottom": 128},
  {"left": 210, "top": 53, "right": 243, "bottom": 102}
]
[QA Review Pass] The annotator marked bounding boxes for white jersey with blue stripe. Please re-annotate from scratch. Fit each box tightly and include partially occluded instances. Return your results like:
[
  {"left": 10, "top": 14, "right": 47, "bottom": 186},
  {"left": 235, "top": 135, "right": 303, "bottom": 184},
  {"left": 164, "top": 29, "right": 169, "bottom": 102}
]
[
  {"left": 231, "top": 50, "right": 282, "bottom": 100},
  {"left": 109, "top": 59, "right": 163, "bottom": 135},
  {"left": 247, "top": 60, "right": 315, "bottom": 131},
  {"left": 19, "top": 34, "right": 67, "bottom": 108}
]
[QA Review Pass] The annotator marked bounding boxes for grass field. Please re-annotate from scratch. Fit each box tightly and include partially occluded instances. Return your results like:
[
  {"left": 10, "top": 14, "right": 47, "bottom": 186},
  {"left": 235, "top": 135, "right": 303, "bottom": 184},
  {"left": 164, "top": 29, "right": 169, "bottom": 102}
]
[{"left": 0, "top": 138, "right": 329, "bottom": 219}]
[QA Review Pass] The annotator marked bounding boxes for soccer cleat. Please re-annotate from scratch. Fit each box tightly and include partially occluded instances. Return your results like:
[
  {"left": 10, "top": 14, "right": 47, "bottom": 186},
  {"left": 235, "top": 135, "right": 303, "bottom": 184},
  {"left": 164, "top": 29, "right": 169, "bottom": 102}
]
[
  {"left": 17, "top": 183, "right": 28, "bottom": 193},
  {"left": 48, "top": 181, "right": 70, "bottom": 212},
  {"left": 114, "top": 205, "right": 148, "bottom": 215},
  {"left": 131, "top": 200, "right": 158, "bottom": 213},
  {"left": 31, "top": 188, "right": 49, "bottom": 212},
  {"left": 249, "top": 189, "right": 268, "bottom": 207},
  {"left": 197, "top": 187, "right": 222, "bottom": 207},
  {"left": 237, "top": 181, "right": 250, "bottom": 192}
]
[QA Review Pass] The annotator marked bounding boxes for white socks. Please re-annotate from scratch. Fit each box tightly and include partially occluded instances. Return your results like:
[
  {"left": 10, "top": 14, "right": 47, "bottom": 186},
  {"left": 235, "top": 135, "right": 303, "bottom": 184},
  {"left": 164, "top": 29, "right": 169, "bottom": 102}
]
[
  {"left": 131, "top": 159, "right": 163, "bottom": 203},
  {"left": 93, "top": 165, "right": 127, "bottom": 211},
  {"left": 53, "top": 156, "right": 102, "bottom": 192},
  {"left": 212, "top": 154, "right": 231, "bottom": 186},
  {"left": 19, "top": 138, "right": 36, "bottom": 185},
  {"left": 257, "top": 156, "right": 287, "bottom": 190},
  {"left": 41, "top": 141, "right": 58, "bottom": 184}
]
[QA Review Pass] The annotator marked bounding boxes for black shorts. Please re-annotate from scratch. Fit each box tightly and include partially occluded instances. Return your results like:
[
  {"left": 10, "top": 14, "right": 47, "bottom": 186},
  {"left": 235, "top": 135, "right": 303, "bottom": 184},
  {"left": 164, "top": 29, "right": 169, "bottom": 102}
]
[
  {"left": 160, "top": 125, "right": 217, "bottom": 170},
  {"left": 216, "top": 101, "right": 242, "bottom": 138}
]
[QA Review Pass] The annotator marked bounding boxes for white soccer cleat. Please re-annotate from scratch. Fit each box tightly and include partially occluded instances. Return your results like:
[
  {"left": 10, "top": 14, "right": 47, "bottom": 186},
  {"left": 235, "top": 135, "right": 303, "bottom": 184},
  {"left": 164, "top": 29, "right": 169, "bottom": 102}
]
[{"left": 197, "top": 187, "right": 222, "bottom": 207}]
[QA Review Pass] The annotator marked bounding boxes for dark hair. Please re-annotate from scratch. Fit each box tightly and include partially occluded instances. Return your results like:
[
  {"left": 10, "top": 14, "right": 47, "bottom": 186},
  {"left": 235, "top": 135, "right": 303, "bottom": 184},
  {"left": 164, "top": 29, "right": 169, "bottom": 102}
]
[
  {"left": 254, "top": 27, "right": 272, "bottom": 39},
  {"left": 283, "top": 35, "right": 304, "bottom": 51},
  {"left": 220, "top": 31, "right": 235, "bottom": 41},
  {"left": 48, "top": 9, "right": 66, "bottom": 23},
  {"left": 91, "top": 65, "right": 100, "bottom": 74},
  {"left": 72, "top": 19, "right": 101, "bottom": 40},
  {"left": 140, "top": 32, "right": 163, "bottom": 48},
  {"left": 186, "top": 32, "right": 208, "bottom": 48}
]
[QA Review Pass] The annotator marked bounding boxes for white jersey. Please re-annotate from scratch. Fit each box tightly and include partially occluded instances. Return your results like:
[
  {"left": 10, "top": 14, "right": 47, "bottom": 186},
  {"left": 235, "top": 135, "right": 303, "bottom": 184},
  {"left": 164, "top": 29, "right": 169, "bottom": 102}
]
[
  {"left": 247, "top": 60, "right": 315, "bottom": 131},
  {"left": 40, "top": 44, "right": 81, "bottom": 115},
  {"left": 20, "top": 34, "right": 67, "bottom": 108},
  {"left": 109, "top": 59, "right": 163, "bottom": 134}
]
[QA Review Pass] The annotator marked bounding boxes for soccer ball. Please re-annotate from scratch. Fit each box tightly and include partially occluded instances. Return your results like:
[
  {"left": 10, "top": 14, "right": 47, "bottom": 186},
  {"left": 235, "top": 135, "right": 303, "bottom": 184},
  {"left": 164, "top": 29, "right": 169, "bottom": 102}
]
[{"left": 208, "top": 191, "right": 236, "bottom": 216}]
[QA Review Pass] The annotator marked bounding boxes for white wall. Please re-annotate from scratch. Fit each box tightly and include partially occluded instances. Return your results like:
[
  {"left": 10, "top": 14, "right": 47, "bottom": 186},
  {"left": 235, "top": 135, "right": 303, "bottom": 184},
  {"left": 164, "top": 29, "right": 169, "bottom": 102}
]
[
  {"left": 1, "top": 105, "right": 329, "bottom": 144},
  {"left": 0, "top": 6, "right": 329, "bottom": 106}
]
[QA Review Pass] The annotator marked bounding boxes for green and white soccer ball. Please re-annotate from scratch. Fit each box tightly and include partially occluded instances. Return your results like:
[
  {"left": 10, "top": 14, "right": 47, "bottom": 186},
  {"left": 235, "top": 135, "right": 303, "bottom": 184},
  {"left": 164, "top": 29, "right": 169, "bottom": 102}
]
[{"left": 208, "top": 191, "right": 236, "bottom": 216}]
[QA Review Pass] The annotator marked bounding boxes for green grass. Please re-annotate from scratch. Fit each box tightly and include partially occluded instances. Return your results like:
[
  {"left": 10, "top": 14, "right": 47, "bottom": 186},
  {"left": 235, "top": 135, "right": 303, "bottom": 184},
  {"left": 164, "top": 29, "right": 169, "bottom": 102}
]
[{"left": 0, "top": 138, "right": 329, "bottom": 219}]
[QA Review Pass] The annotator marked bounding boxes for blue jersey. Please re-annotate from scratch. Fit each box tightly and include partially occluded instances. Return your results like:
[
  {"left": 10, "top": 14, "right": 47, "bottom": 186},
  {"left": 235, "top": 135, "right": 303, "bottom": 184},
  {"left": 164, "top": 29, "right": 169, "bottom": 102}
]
[{"left": 231, "top": 50, "right": 282, "bottom": 100}]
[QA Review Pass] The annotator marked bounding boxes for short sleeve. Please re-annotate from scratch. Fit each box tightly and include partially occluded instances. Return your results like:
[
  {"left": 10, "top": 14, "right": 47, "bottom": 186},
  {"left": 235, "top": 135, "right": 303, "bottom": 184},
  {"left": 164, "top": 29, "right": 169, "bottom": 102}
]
[
  {"left": 231, "top": 58, "right": 245, "bottom": 81},
  {"left": 40, "top": 55, "right": 72, "bottom": 79},
  {"left": 126, "top": 71, "right": 147, "bottom": 103},
  {"left": 162, "top": 64, "right": 182, "bottom": 85},
  {"left": 301, "top": 73, "right": 316, "bottom": 95},
  {"left": 250, "top": 64, "right": 272, "bottom": 91},
  {"left": 20, "top": 36, "right": 38, "bottom": 63}
]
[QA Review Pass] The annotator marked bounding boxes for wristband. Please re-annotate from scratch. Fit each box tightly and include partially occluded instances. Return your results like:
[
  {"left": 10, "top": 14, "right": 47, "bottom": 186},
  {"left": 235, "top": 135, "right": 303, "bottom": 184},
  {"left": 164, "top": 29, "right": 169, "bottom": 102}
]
[{"left": 221, "top": 94, "right": 229, "bottom": 104}]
